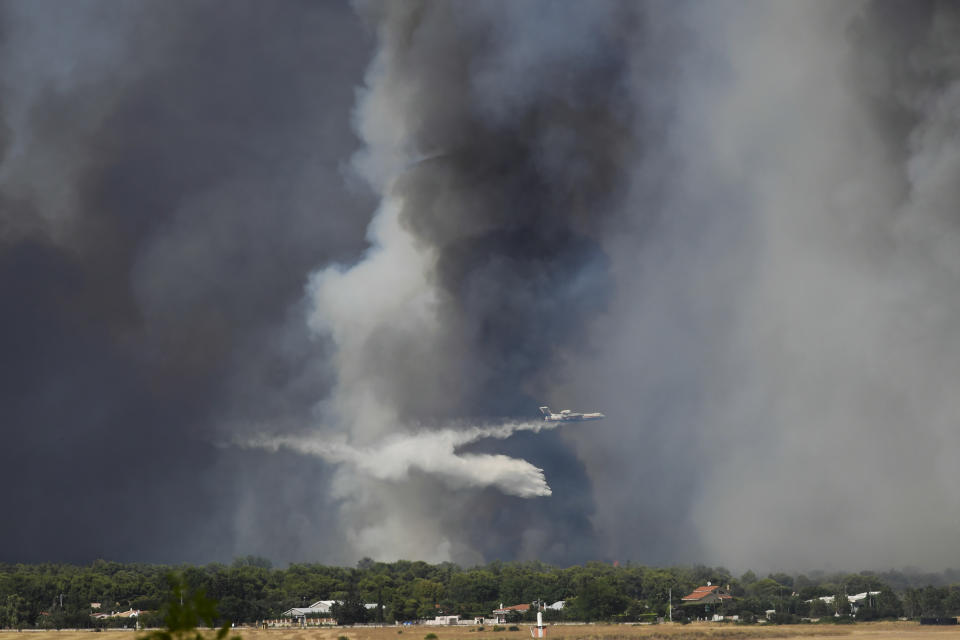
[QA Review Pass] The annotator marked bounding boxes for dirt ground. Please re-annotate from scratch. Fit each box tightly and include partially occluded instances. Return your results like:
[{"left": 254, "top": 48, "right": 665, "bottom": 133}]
[{"left": 4, "top": 622, "right": 960, "bottom": 640}]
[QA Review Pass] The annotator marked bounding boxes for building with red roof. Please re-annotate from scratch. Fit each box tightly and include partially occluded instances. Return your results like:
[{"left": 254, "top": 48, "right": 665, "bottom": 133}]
[
  {"left": 681, "top": 583, "right": 733, "bottom": 620},
  {"left": 492, "top": 603, "right": 530, "bottom": 624},
  {"left": 681, "top": 583, "right": 732, "bottom": 605}
]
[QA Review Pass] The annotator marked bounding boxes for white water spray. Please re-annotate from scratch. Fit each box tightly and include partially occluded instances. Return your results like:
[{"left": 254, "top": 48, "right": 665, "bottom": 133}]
[{"left": 242, "top": 419, "right": 561, "bottom": 498}]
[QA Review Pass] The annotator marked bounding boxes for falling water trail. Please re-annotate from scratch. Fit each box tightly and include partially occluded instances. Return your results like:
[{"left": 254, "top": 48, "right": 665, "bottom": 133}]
[{"left": 240, "top": 419, "right": 560, "bottom": 498}]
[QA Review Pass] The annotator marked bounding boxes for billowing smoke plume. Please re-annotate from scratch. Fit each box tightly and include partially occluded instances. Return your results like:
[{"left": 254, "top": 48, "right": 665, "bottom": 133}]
[
  {"left": 286, "top": 1, "right": 652, "bottom": 564},
  {"left": 297, "top": 0, "right": 960, "bottom": 569},
  {"left": 562, "top": 0, "right": 960, "bottom": 570},
  {"left": 5, "top": 0, "right": 960, "bottom": 571}
]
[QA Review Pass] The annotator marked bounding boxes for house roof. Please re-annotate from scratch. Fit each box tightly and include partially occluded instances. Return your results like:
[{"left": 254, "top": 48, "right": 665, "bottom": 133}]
[
  {"left": 285, "top": 601, "right": 378, "bottom": 617},
  {"left": 284, "top": 607, "right": 334, "bottom": 617},
  {"left": 681, "top": 585, "right": 732, "bottom": 601},
  {"left": 848, "top": 591, "right": 881, "bottom": 602},
  {"left": 493, "top": 604, "right": 531, "bottom": 613},
  {"left": 805, "top": 591, "right": 881, "bottom": 605},
  {"left": 92, "top": 609, "right": 140, "bottom": 618}
]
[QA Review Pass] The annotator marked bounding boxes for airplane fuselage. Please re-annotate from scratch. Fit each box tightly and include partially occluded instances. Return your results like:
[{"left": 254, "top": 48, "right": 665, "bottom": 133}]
[{"left": 539, "top": 406, "right": 605, "bottom": 422}]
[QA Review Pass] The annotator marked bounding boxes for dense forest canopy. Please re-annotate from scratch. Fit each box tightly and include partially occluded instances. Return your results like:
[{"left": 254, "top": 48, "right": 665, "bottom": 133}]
[{"left": 3, "top": 559, "right": 960, "bottom": 628}]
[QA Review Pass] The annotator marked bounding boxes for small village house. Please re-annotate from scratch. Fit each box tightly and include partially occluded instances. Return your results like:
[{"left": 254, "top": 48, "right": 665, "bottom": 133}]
[
  {"left": 681, "top": 583, "right": 732, "bottom": 620},
  {"left": 492, "top": 603, "right": 530, "bottom": 624}
]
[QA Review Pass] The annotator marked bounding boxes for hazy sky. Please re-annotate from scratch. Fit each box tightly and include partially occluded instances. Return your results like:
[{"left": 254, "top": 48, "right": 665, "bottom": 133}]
[{"left": 3, "top": 0, "right": 960, "bottom": 573}]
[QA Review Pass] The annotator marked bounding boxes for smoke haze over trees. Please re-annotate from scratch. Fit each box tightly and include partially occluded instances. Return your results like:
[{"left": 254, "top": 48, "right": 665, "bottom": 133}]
[{"left": 3, "top": 0, "right": 960, "bottom": 571}]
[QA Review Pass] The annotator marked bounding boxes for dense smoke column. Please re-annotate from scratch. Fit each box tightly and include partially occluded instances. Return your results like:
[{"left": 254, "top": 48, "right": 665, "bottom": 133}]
[
  {"left": 309, "top": 1, "right": 671, "bottom": 563},
  {"left": 358, "top": 2, "right": 637, "bottom": 421},
  {"left": 0, "top": 1, "right": 373, "bottom": 563}
]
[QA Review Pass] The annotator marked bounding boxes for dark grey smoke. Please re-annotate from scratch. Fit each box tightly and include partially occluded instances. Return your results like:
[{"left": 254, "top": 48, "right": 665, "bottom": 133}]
[
  {"left": 5, "top": 0, "right": 960, "bottom": 572},
  {"left": 0, "top": 0, "right": 374, "bottom": 563}
]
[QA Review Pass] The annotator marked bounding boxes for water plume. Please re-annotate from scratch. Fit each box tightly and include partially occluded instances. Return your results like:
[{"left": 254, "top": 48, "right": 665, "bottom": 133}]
[{"left": 244, "top": 420, "right": 559, "bottom": 498}]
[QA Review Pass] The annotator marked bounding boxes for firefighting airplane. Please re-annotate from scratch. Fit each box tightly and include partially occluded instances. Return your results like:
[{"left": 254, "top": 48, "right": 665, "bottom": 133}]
[{"left": 539, "top": 406, "right": 606, "bottom": 422}]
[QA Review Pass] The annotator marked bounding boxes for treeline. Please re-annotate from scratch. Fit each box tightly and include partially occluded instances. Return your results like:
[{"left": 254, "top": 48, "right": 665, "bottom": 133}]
[{"left": 2, "top": 557, "right": 960, "bottom": 628}]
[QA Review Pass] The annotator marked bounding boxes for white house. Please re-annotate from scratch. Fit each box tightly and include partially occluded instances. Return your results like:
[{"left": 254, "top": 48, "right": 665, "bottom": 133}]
[
  {"left": 282, "top": 600, "right": 379, "bottom": 620},
  {"left": 804, "top": 591, "right": 881, "bottom": 616}
]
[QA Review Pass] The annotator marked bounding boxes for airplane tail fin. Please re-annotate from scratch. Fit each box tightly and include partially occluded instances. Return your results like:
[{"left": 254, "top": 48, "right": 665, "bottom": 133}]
[{"left": 539, "top": 406, "right": 551, "bottom": 416}]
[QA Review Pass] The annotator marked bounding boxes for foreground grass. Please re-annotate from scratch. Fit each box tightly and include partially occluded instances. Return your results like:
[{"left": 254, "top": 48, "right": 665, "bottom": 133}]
[{"left": 3, "top": 622, "right": 958, "bottom": 640}]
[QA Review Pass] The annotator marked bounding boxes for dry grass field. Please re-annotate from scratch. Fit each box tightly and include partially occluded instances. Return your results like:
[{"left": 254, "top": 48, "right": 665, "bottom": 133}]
[{"left": 4, "top": 622, "right": 960, "bottom": 640}]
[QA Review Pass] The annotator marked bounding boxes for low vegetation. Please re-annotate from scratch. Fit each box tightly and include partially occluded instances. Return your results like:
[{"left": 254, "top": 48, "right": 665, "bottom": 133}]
[{"left": 3, "top": 558, "right": 960, "bottom": 630}]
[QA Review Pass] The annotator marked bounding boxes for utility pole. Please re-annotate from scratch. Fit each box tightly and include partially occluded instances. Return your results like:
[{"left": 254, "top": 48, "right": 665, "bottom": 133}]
[{"left": 668, "top": 588, "right": 672, "bottom": 623}]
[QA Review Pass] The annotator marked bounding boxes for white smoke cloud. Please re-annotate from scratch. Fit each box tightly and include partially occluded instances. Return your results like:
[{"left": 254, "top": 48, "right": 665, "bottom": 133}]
[
  {"left": 263, "top": 167, "right": 569, "bottom": 559},
  {"left": 306, "top": 196, "right": 442, "bottom": 440}
]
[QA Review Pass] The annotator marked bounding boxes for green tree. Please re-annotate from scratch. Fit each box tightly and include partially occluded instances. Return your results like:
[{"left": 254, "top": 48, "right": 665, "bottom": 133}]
[
  {"left": 875, "top": 590, "right": 902, "bottom": 619},
  {"left": 918, "top": 586, "right": 948, "bottom": 617},
  {"left": 842, "top": 573, "right": 884, "bottom": 595},
  {"left": 331, "top": 587, "right": 368, "bottom": 626},
  {"left": 140, "top": 573, "right": 239, "bottom": 640},
  {"left": 767, "top": 573, "right": 793, "bottom": 588},
  {"left": 748, "top": 578, "right": 785, "bottom": 601},
  {"left": 808, "top": 598, "right": 832, "bottom": 618},
  {"left": 232, "top": 556, "right": 272, "bottom": 570},
  {"left": 2, "top": 594, "right": 25, "bottom": 630},
  {"left": 833, "top": 589, "right": 851, "bottom": 616},
  {"left": 568, "top": 579, "right": 628, "bottom": 622},
  {"left": 946, "top": 587, "right": 960, "bottom": 615}
]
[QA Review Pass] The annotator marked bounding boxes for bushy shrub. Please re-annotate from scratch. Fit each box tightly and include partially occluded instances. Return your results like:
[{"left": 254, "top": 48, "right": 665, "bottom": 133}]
[
  {"left": 492, "top": 626, "right": 505, "bottom": 632},
  {"left": 855, "top": 608, "right": 880, "bottom": 621},
  {"left": 769, "top": 612, "right": 800, "bottom": 624},
  {"left": 425, "top": 633, "right": 438, "bottom": 640},
  {"left": 507, "top": 626, "right": 519, "bottom": 631}
]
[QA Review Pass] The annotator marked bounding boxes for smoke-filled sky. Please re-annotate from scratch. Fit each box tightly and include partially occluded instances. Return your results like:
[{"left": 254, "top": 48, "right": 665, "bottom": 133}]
[{"left": 3, "top": 0, "right": 960, "bottom": 572}]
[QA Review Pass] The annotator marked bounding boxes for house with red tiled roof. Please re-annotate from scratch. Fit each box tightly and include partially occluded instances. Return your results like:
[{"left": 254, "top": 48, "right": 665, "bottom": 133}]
[
  {"left": 681, "top": 583, "right": 732, "bottom": 605},
  {"left": 680, "top": 582, "right": 733, "bottom": 620},
  {"left": 492, "top": 603, "right": 530, "bottom": 624}
]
